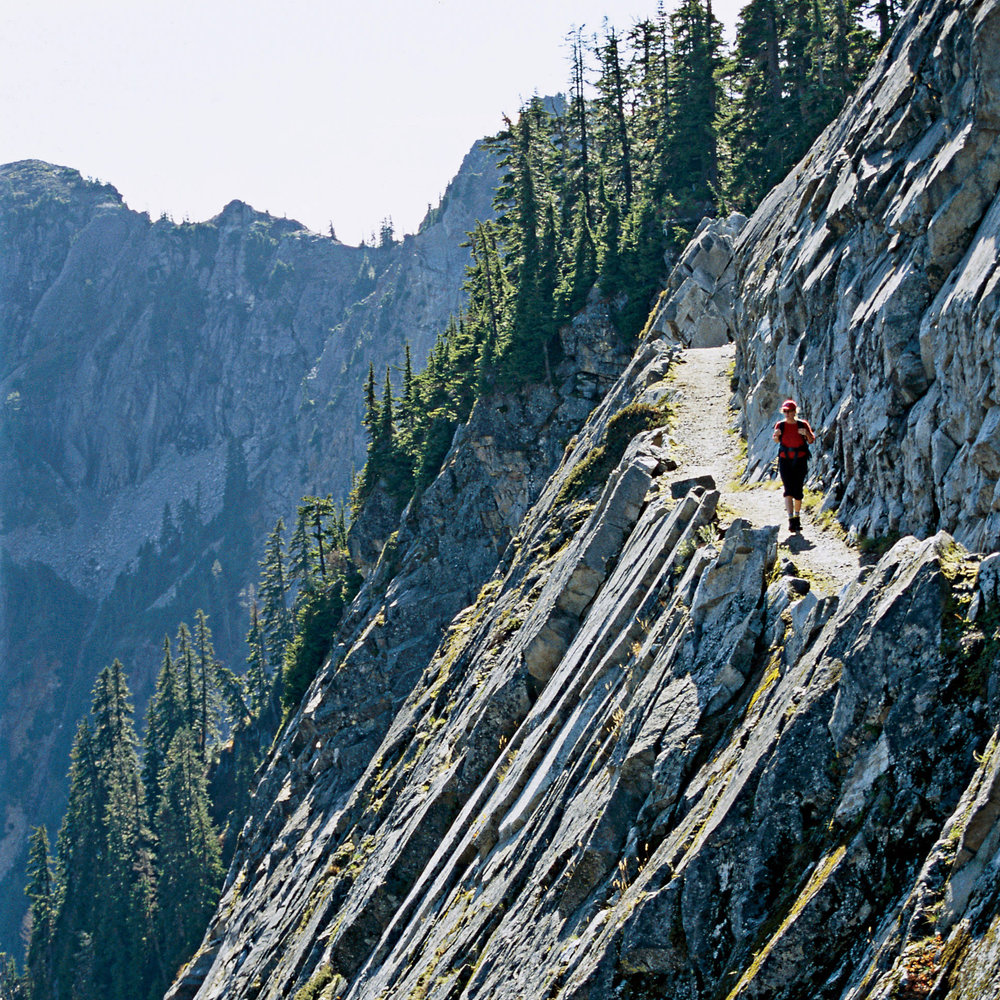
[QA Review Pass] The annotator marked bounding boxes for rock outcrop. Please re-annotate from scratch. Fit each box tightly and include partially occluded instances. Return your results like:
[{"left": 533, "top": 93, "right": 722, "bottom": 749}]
[
  {"left": 732, "top": 0, "right": 1000, "bottom": 552},
  {"left": 647, "top": 212, "right": 746, "bottom": 348},
  {"left": 172, "top": 302, "right": 1000, "bottom": 999},
  {"left": 167, "top": 300, "right": 635, "bottom": 1000}
]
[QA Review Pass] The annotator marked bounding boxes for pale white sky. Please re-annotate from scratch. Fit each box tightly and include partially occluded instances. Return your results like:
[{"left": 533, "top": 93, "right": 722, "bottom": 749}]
[{"left": 0, "top": 0, "right": 745, "bottom": 246}]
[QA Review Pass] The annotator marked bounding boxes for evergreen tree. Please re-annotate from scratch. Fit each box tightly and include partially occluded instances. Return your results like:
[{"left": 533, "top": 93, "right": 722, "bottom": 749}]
[
  {"left": 288, "top": 504, "right": 315, "bottom": 595},
  {"left": 52, "top": 665, "right": 157, "bottom": 1000},
  {"left": 143, "top": 635, "right": 183, "bottom": 826},
  {"left": 245, "top": 600, "right": 269, "bottom": 719},
  {"left": 594, "top": 25, "right": 635, "bottom": 209},
  {"left": 568, "top": 25, "right": 594, "bottom": 227},
  {"left": 155, "top": 728, "right": 223, "bottom": 978},
  {"left": 559, "top": 200, "right": 597, "bottom": 317},
  {"left": 258, "top": 520, "right": 293, "bottom": 672},
  {"left": 175, "top": 623, "right": 198, "bottom": 733},
  {"left": 378, "top": 366, "right": 395, "bottom": 447},
  {"left": 499, "top": 108, "right": 548, "bottom": 382},
  {"left": 362, "top": 362, "right": 379, "bottom": 435},
  {"left": 0, "top": 956, "right": 26, "bottom": 1000},
  {"left": 24, "top": 827, "right": 53, "bottom": 998},
  {"left": 193, "top": 609, "right": 223, "bottom": 756},
  {"left": 295, "top": 496, "right": 334, "bottom": 583},
  {"left": 401, "top": 343, "right": 416, "bottom": 431},
  {"left": 597, "top": 178, "right": 624, "bottom": 298},
  {"left": 51, "top": 719, "right": 101, "bottom": 984},
  {"left": 666, "top": 0, "right": 724, "bottom": 219},
  {"left": 615, "top": 197, "right": 668, "bottom": 339}
]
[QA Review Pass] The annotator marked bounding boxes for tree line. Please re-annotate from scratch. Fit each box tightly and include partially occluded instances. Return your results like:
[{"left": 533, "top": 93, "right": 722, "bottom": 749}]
[
  {"left": 353, "top": 0, "right": 884, "bottom": 516},
  {"left": 2, "top": 498, "right": 358, "bottom": 1000}
]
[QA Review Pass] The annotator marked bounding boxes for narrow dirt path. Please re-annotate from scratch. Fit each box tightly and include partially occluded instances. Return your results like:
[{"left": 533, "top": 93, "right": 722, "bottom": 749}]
[{"left": 667, "top": 344, "right": 863, "bottom": 596}]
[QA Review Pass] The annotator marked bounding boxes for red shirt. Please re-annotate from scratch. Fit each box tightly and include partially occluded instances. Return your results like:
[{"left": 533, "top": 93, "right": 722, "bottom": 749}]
[{"left": 776, "top": 418, "right": 813, "bottom": 459}]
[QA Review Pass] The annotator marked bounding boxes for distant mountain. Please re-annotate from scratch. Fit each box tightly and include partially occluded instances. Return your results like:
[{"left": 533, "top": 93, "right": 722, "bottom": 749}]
[{"left": 0, "top": 144, "right": 500, "bottom": 953}]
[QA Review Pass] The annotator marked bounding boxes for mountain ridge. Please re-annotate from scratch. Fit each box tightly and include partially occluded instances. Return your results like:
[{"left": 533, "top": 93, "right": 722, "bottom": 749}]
[{"left": 0, "top": 142, "right": 501, "bottom": 955}]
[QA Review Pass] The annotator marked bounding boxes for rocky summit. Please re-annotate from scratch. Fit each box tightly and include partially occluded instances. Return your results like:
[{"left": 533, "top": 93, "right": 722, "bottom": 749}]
[{"left": 163, "top": 1, "right": 1000, "bottom": 998}]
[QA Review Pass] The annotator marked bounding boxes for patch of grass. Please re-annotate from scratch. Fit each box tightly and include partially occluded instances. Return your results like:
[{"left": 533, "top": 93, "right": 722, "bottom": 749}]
[
  {"left": 801, "top": 488, "right": 848, "bottom": 540},
  {"left": 733, "top": 434, "right": 748, "bottom": 480},
  {"left": 294, "top": 965, "right": 338, "bottom": 1000},
  {"left": 556, "top": 401, "right": 673, "bottom": 505},
  {"left": 938, "top": 542, "right": 997, "bottom": 699},
  {"left": 856, "top": 531, "right": 902, "bottom": 557},
  {"left": 696, "top": 523, "right": 721, "bottom": 547}
]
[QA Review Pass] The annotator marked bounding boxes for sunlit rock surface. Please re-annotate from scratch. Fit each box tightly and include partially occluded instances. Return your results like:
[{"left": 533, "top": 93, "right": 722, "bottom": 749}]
[
  {"left": 171, "top": 1, "right": 1000, "bottom": 997},
  {"left": 733, "top": 0, "right": 1000, "bottom": 552}
]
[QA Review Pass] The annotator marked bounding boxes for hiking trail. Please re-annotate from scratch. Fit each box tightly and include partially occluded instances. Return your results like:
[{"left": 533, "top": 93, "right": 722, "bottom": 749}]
[{"left": 667, "top": 344, "right": 864, "bottom": 596}]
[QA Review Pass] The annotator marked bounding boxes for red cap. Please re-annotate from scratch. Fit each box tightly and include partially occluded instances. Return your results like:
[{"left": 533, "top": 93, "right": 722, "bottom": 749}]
[{"left": 781, "top": 399, "right": 797, "bottom": 412}]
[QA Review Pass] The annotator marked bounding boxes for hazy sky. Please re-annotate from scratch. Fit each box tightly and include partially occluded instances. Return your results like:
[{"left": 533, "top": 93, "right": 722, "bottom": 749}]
[{"left": 1, "top": 0, "right": 745, "bottom": 246}]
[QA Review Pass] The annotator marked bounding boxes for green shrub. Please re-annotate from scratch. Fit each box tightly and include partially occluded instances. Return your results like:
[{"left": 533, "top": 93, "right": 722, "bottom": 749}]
[{"left": 294, "top": 965, "right": 336, "bottom": 1000}]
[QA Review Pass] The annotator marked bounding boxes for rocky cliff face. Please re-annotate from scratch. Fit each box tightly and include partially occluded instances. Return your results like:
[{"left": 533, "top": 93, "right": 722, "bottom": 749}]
[
  {"left": 732, "top": 0, "right": 1000, "bottom": 552},
  {"left": 166, "top": 1, "right": 1000, "bottom": 998},
  {"left": 170, "top": 319, "right": 1000, "bottom": 1000},
  {"left": 0, "top": 145, "right": 499, "bottom": 951}
]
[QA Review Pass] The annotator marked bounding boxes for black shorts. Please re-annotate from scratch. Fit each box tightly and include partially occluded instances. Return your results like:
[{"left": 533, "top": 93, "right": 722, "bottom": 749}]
[{"left": 778, "top": 457, "right": 808, "bottom": 500}]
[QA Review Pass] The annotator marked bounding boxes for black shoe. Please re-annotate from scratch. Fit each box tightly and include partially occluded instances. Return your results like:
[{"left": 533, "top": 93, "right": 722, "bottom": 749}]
[{"left": 790, "top": 515, "right": 801, "bottom": 532}]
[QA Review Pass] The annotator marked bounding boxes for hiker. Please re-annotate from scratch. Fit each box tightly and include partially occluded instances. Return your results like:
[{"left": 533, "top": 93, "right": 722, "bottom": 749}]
[{"left": 773, "top": 399, "right": 815, "bottom": 532}]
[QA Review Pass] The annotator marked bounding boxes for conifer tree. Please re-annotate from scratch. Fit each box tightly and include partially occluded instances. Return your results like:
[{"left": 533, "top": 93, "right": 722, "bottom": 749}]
[
  {"left": 142, "top": 636, "right": 183, "bottom": 829},
  {"left": 568, "top": 26, "right": 594, "bottom": 228},
  {"left": 362, "top": 362, "right": 379, "bottom": 436},
  {"left": 302, "top": 496, "right": 333, "bottom": 582},
  {"left": 288, "top": 504, "right": 316, "bottom": 596},
  {"left": 401, "top": 344, "right": 416, "bottom": 431},
  {"left": 615, "top": 197, "right": 667, "bottom": 339},
  {"left": 378, "top": 366, "right": 395, "bottom": 448},
  {"left": 51, "top": 719, "right": 101, "bottom": 983},
  {"left": 193, "top": 609, "right": 222, "bottom": 756},
  {"left": 667, "top": 0, "right": 724, "bottom": 218},
  {"left": 594, "top": 26, "right": 635, "bottom": 210},
  {"left": 175, "top": 623, "right": 198, "bottom": 733},
  {"left": 560, "top": 200, "right": 597, "bottom": 317},
  {"left": 597, "top": 177, "right": 623, "bottom": 298},
  {"left": 0, "top": 956, "right": 25, "bottom": 1000},
  {"left": 24, "top": 827, "right": 53, "bottom": 998},
  {"left": 258, "top": 520, "right": 293, "bottom": 672},
  {"left": 501, "top": 110, "right": 547, "bottom": 382},
  {"left": 52, "top": 665, "right": 157, "bottom": 1000},
  {"left": 155, "top": 728, "right": 223, "bottom": 978},
  {"left": 245, "top": 600, "right": 269, "bottom": 719}
]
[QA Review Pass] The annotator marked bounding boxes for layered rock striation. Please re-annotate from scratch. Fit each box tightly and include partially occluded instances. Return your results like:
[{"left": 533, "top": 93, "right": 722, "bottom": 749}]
[
  {"left": 168, "top": 1, "right": 1000, "bottom": 997},
  {"left": 173, "top": 295, "right": 1000, "bottom": 998}
]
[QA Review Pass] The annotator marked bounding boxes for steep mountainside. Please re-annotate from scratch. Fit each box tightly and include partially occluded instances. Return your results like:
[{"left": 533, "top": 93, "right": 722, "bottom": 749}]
[
  {"left": 0, "top": 145, "right": 499, "bottom": 952},
  {"left": 168, "top": 1, "right": 1000, "bottom": 998}
]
